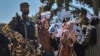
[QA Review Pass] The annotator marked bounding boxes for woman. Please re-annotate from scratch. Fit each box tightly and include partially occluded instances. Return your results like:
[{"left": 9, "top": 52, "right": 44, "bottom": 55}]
[
  {"left": 58, "top": 21, "right": 76, "bottom": 56},
  {"left": 38, "top": 18, "right": 54, "bottom": 56}
]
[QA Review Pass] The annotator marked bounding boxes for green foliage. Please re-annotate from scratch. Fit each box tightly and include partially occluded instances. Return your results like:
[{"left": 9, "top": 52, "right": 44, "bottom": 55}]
[
  {"left": 39, "top": 0, "right": 73, "bottom": 21},
  {"left": 40, "top": 0, "right": 72, "bottom": 11},
  {"left": 44, "top": 0, "right": 54, "bottom": 11},
  {"left": 40, "top": 0, "right": 47, "bottom": 3},
  {"left": 32, "top": 14, "right": 37, "bottom": 22},
  {"left": 78, "top": 0, "right": 92, "bottom": 7}
]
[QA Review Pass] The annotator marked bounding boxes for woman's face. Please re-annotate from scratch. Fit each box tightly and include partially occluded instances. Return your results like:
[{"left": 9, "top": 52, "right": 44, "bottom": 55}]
[
  {"left": 62, "top": 23, "right": 67, "bottom": 30},
  {"left": 44, "top": 20, "right": 49, "bottom": 29},
  {"left": 66, "top": 22, "right": 74, "bottom": 29},
  {"left": 66, "top": 23, "right": 70, "bottom": 29},
  {"left": 77, "top": 19, "right": 82, "bottom": 24}
]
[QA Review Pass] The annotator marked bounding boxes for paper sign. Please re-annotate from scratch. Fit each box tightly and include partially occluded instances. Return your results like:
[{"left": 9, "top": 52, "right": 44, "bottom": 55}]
[
  {"left": 57, "top": 10, "right": 71, "bottom": 19},
  {"left": 86, "top": 12, "right": 93, "bottom": 19},
  {"left": 41, "top": 11, "right": 51, "bottom": 19}
]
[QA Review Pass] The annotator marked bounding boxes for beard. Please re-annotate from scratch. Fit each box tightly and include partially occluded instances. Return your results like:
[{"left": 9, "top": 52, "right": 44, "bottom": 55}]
[{"left": 23, "top": 10, "right": 29, "bottom": 15}]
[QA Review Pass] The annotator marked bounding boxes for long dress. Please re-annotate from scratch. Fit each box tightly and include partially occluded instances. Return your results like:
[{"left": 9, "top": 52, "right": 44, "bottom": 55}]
[
  {"left": 38, "top": 27, "right": 54, "bottom": 56},
  {"left": 58, "top": 30, "right": 74, "bottom": 56}
]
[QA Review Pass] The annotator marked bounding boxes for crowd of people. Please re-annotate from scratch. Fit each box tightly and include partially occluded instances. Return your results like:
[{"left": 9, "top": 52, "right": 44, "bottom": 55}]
[{"left": 0, "top": 2, "right": 100, "bottom": 56}]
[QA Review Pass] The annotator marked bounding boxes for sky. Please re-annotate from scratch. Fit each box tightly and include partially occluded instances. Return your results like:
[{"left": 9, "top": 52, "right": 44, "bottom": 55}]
[
  {"left": 0, "top": 0, "right": 93, "bottom": 23},
  {"left": 0, "top": 0, "right": 42, "bottom": 23}
]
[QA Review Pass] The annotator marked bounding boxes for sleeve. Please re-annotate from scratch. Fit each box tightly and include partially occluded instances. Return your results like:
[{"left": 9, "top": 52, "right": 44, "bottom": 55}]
[
  {"left": 60, "top": 31, "right": 68, "bottom": 44},
  {"left": 83, "top": 27, "right": 92, "bottom": 46},
  {"left": 0, "top": 33, "right": 10, "bottom": 44},
  {"left": 90, "top": 27, "right": 97, "bottom": 45},
  {"left": 8, "top": 17, "right": 18, "bottom": 30}
]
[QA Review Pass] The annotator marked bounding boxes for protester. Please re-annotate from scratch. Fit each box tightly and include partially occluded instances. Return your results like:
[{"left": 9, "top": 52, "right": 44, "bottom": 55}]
[
  {"left": 58, "top": 21, "right": 76, "bottom": 56},
  {"left": 38, "top": 18, "right": 54, "bottom": 56}
]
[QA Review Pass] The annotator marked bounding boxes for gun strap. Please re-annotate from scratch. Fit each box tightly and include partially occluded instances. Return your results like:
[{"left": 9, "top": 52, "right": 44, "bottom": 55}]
[{"left": 22, "top": 17, "right": 34, "bottom": 51}]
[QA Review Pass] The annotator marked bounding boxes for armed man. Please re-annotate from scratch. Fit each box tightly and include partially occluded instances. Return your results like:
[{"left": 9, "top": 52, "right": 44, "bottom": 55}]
[{"left": 7, "top": 2, "right": 38, "bottom": 56}]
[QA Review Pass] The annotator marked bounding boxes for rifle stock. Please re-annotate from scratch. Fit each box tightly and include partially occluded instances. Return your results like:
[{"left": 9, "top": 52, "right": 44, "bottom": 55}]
[{"left": 25, "top": 40, "right": 34, "bottom": 51}]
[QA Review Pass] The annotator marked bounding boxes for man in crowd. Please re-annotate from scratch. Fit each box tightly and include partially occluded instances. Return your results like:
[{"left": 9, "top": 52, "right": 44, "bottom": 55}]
[{"left": 8, "top": 2, "right": 37, "bottom": 56}]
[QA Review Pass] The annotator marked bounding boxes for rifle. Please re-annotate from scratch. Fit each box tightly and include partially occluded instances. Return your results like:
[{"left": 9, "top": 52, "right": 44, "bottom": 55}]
[
  {"left": 25, "top": 39, "right": 34, "bottom": 51},
  {"left": 22, "top": 18, "right": 35, "bottom": 52},
  {"left": 16, "top": 13, "right": 35, "bottom": 52}
]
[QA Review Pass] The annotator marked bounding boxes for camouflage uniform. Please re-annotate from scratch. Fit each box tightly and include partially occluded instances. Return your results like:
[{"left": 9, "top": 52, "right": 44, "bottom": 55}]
[{"left": 12, "top": 44, "right": 30, "bottom": 56}]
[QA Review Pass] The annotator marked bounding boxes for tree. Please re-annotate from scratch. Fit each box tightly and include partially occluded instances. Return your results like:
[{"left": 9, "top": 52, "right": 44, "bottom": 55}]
[
  {"left": 39, "top": 0, "right": 73, "bottom": 19},
  {"left": 78, "top": 0, "right": 99, "bottom": 16},
  {"left": 40, "top": 0, "right": 100, "bottom": 16},
  {"left": 40, "top": 0, "right": 72, "bottom": 11},
  {"left": 92, "top": 0, "right": 99, "bottom": 16}
]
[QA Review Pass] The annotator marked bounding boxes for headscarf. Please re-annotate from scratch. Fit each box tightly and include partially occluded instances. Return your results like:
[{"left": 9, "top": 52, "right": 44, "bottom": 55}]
[
  {"left": 66, "top": 21, "right": 76, "bottom": 44},
  {"left": 60, "top": 21, "right": 76, "bottom": 47},
  {"left": 39, "top": 18, "right": 53, "bottom": 51},
  {"left": 66, "top": 21, "right": 75, "bottom": 31},
  {"left": 61, "top": 21, "right": 76, "bottom": 38}
]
